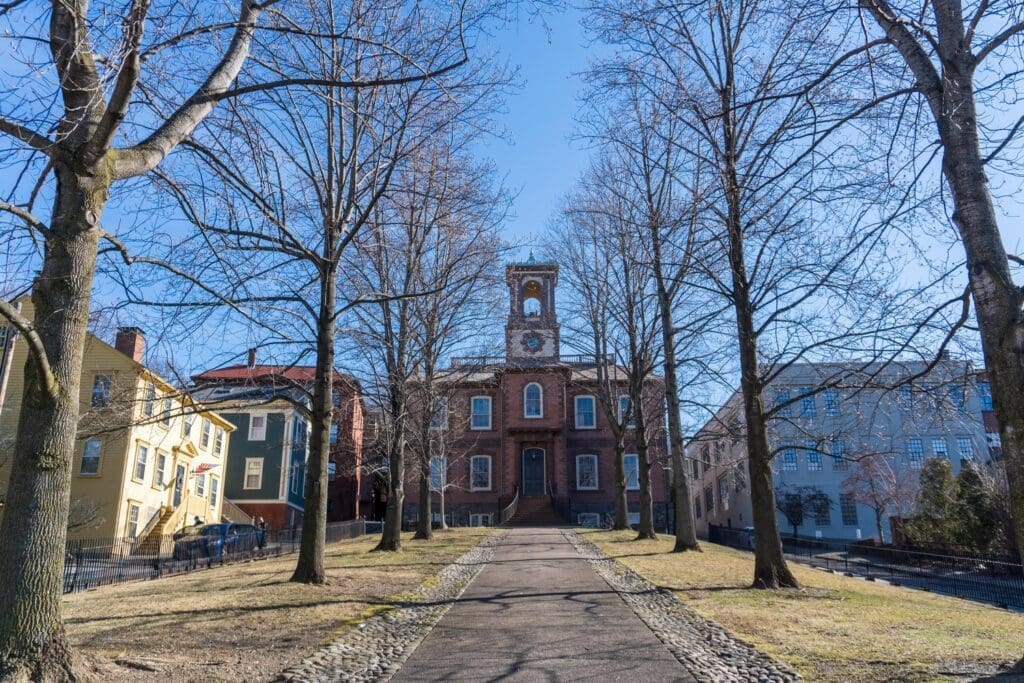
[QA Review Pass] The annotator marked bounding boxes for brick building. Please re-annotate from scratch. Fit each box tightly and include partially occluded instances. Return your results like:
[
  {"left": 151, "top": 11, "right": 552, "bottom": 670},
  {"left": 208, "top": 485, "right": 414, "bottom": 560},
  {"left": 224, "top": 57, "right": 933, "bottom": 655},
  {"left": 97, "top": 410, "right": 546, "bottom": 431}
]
[{"left": 395, "top": 259, "right": 671, "bottom": 527}]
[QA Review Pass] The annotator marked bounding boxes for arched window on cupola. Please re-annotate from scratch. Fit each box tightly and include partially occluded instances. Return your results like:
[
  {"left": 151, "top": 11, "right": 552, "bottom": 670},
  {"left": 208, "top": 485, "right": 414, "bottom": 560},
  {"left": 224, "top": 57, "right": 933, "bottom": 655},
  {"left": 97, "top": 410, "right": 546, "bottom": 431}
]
[
  {"left": 524, "top": 382, "right": 543, "bottom": 418},
  {"left": 522, "top": 280, "right": 542, "bottom": 316}
]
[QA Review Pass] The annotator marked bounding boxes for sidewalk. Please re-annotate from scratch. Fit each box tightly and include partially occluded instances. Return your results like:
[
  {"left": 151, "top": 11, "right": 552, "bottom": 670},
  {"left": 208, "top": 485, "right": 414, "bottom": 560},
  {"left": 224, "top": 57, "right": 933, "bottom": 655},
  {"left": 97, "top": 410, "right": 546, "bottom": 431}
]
[{"left": 392, "top": 527, "right": 693, "bottom": 682}]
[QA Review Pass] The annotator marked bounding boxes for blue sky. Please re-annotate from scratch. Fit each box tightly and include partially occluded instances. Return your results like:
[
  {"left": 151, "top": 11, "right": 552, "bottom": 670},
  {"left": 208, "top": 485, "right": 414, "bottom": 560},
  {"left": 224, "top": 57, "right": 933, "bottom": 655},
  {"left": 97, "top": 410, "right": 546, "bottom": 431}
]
[{"left": 478, "top": 7, "right": 594, "bottom": 252}]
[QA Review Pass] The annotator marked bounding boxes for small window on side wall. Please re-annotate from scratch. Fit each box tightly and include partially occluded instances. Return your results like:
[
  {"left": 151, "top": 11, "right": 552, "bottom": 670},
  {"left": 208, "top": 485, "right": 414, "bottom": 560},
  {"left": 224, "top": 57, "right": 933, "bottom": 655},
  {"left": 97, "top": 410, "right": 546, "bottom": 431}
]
[
  {"left": 575, "top": 395, "right": 596, "bottom": 429},
  {"left": 470, "top": 455, "right": 492, "bottom": 491},
  {"left": 623, "top": 454, "right": 640, "bottom": 490},
  {"left": 80, "top": 439, "right": 102, "bottom": 475},
  {"left": 576, "top": 454, "right": 598, "bottom": 490},
  {"left": 249, "top": 414, "right": 267, "bottom": 441}
]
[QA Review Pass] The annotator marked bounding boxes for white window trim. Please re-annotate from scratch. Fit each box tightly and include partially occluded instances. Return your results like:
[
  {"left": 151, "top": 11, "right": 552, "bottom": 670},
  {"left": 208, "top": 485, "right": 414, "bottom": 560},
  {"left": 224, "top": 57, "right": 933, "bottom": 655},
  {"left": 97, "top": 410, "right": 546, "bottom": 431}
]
[
  {"left": 577, "top": 512, "right": 601, "bottom": 528},
  {"left": 200, "top": 418, "right": 211, "bottom": 449},
  {"left": 429, "top": 398, "right": 449, "bottom": 431},
  {"left": 618, "top": 395, "right": 635, "bottom": 428},
  {"left": 80, "top": 439, "right": 103, "bottom": 476},
  {"left": 469, "top": 513, "right": 492, "bottom": 527},
  {"left": 624, "top": 453, "right": 640, "bottom": 490},
  {"left": 248, "top": 413, "right": 268, "bottom": 441},
  {"left": 153, "top": 451, "right": 168, "bottom": 489},
  {"left": 210, "top": 476, "right": 220, "bottom": 507},
  {"left": 469, "top": 455, "right": 492, "bottom": 491},
  {"left": 470, "top": 396, "right": 492, "bottom": 430},
  {"left": 574, "top": 395, "right": 596, "bottom": 430},
  {"left": 575, "top": 454, "right": 599, "bottom": 490},
  {"left": 133, "top": 443, "right": 149, "bottom": 482},
  {"left": 244, "top": 457, "right": 264, "bottom": 490},
  {"left": 214, "top": 426, "right": 225, "bottom": 456},
  {"left": 524, "top": 382, "right": 543, "bottom": 418}
]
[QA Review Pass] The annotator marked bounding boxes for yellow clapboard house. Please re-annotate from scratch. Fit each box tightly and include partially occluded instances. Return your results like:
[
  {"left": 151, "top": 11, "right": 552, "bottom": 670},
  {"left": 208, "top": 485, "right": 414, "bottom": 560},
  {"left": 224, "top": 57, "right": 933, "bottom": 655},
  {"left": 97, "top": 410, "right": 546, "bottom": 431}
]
[{"left": 0, "top": 297, "right": 236, "bottom": 546}]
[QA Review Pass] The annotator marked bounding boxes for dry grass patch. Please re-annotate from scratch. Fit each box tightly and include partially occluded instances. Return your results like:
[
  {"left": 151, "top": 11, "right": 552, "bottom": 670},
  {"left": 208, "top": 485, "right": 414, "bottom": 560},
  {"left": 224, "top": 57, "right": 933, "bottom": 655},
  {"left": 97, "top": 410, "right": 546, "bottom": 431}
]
[
  {"left": 582, "top": 529, "right": 1023, "bottom": 682},
  {"left": 64, "top": 528, "right": 494, "bottom": 682}
]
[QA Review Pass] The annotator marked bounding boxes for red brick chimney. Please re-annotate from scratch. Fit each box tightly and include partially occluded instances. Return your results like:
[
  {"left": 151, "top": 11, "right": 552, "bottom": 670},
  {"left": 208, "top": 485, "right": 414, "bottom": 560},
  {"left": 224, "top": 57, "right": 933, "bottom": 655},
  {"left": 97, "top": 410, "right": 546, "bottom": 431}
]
[
  {"left": 115, "top": 327, "right": 145, "bottom": 363},
  {"left": 247, "top": 347, "right": 257, "bottom": 368}
]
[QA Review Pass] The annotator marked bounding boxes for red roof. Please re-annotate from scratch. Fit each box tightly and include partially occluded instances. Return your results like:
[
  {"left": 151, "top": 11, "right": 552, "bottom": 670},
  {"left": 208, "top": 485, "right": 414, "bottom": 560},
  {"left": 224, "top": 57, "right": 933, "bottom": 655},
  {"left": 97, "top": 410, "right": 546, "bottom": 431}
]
[{"left": 193, "top": 364, "right": 353, "bottom": 385}]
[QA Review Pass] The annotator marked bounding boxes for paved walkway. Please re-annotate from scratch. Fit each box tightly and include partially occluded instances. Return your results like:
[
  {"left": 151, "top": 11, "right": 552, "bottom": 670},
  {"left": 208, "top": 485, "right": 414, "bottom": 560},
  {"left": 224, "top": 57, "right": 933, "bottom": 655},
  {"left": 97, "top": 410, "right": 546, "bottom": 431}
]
[{"left": 393, "top": 528, "right": 693, "bottom": 682}]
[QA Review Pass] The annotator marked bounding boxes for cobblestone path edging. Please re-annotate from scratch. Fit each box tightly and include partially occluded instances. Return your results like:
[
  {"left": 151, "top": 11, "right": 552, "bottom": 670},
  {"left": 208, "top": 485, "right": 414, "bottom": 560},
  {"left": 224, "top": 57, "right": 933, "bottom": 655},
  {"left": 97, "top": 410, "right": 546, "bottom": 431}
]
[
  {"left": 565, "top": 530, "right": 800, "bottom": 682},
  {"left": 274, "top": 533, "right": 504, "bottom": 682}
]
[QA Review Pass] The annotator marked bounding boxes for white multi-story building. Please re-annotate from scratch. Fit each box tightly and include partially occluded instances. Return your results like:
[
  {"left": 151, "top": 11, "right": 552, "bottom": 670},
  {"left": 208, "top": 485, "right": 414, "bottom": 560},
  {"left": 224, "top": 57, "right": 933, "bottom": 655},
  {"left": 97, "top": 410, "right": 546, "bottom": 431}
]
[{"left": 688, "top": 359, "right": 988, "bottom": 543}]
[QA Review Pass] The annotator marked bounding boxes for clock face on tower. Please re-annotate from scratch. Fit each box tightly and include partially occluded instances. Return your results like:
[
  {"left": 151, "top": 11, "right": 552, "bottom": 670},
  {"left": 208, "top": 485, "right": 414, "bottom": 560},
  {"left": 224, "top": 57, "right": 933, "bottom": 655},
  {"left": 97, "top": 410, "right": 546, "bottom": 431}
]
[{"left": 520, "top": 331, "right": 545, "bottom": 353}]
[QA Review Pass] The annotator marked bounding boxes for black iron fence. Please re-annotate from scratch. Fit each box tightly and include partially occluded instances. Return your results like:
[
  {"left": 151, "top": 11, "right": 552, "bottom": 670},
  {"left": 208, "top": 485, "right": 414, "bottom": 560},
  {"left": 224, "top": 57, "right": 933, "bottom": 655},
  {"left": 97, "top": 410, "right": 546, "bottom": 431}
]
[
  {"left": 707, "top": 525, "right": 1024, "bottom": 610},
  {"left": 63, "top": 519, "right": 371, "bottom": 595}
]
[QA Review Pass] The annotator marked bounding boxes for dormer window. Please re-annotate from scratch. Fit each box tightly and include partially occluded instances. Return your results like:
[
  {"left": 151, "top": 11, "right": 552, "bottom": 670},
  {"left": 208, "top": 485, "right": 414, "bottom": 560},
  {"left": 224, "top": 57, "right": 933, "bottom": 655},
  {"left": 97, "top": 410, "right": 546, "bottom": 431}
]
[{"left": 524, "top": 383, "right": 543, "bottom": 418}]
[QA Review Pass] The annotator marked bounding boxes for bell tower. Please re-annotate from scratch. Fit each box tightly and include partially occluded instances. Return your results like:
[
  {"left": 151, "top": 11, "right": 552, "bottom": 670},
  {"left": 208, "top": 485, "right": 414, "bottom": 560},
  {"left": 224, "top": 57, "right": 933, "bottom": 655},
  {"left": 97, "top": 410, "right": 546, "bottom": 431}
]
[{"left": 505, "top": 254, "right": 560, "bottom": 362}]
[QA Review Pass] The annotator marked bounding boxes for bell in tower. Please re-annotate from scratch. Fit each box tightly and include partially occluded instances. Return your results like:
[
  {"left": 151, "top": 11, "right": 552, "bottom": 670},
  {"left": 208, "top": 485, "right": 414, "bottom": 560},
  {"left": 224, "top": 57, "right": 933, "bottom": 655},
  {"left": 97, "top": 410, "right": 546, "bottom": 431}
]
[{"left": 505, "top": 254, "right": 560, "bottom": 363}]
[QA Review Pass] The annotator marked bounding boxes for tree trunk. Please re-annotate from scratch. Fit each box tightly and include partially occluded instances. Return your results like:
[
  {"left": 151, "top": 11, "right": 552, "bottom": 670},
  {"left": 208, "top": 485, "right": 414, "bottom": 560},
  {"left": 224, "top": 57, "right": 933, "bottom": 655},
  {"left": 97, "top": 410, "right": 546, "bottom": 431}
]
[
  {"left": 375, "top": 394, "right": 405, "bottom": 552},
  {"left": 439, "top": 487, "right": 448, "bottom": 530},
  {"left": 612, "top": 443, "right": 629, "bottom": 530},
  {"left": 0, "top": 168, "right": 106, "bottom": 677},
  {"left": 875, "top": 510, "right": 885, "bottom": 544},
  {"left": 414, "top": 455, "right": 432, "bottom": 540},
  {"left": 636, "top": 448, "right": 656, "bottom": 540},
  {"left": 649, "top": 223, "right": 699, "bottom": 552},
  {"left": 292, "top": 267, "right": 337, "bottom": 584},
  {"left": 936, "top": 67, "right": 1024, "bottom": 574}
]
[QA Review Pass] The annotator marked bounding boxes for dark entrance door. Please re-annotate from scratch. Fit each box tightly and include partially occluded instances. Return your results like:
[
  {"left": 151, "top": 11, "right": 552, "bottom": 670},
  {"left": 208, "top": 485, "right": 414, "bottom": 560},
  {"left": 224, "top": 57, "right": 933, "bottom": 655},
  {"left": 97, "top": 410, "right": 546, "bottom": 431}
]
[
  {"left": 173, "top": 464, "right": 186, "bottom": 507},
  {"left": 522, "top": 448, "right": 545, "bottom": 496}
]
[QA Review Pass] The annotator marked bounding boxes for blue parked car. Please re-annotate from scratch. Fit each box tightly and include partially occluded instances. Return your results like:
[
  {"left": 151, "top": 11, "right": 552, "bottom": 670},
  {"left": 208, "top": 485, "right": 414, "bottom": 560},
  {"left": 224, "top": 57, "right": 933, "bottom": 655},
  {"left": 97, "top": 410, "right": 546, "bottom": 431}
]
[{"left": 172, "top": 523, "right": 265, "bottom": 561}]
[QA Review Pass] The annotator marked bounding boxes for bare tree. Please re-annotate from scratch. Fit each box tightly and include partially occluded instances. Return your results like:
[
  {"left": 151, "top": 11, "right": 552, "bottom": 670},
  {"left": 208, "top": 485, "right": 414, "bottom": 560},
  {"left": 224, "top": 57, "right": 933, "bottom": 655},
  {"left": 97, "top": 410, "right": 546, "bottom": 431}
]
[
  {"left": 841, "top": 452, "right": 918, "bottom": 543},
  {"left": 575, "top": 76, "right": 707, "bottom": 549},
  {"left": 849, "top": 0, "right": 1024, "bottom": 577}
]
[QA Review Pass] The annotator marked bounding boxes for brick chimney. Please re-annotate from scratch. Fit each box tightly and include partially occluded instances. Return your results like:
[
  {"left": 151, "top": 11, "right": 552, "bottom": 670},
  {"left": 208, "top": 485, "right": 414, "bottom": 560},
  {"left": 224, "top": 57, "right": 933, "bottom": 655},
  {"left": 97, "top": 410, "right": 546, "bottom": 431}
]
[
  {"left": 247, "top": 347, "right": 258, "bottom": 368},
  {"left": 115, "top": 327, "right": 145, "bottom": 363}
]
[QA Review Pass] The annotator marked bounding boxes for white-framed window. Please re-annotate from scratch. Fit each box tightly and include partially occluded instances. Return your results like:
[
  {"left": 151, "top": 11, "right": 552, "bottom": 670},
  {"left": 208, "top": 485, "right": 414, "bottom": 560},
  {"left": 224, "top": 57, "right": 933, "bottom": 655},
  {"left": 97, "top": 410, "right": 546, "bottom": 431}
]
[
  {"left": 196, "top": 472, "right": 207, "bottom": 497},
  {"left": 214, "top": 427, "right": 225, "bottom": 456},
  {"left": 200, "top": 418, "right": 211, "bottom": 449},
  {"left": 576, "top": 454, "right": 598, "bottom": 490},
  {"left": 470, "top": 455, "right": 492, "bottom": 491},
  {"left": 907, "top": 438, "right": 924, "bottom": 467},
  {"left": 957, "top": 436, "right": 975, "bottom": 462},
  {"left": 524, "top": 383, "right": 543, "bottom": 418},
  {"left": 154, "top": 452, "right": 168, "bottom": 487},
  {"left": 244, "top": 458, "right": 263, "bottom": 490},
  {"left": 469, "top": 513, "right": 492, "bottom": 527},
  {"left": 90, "top": 374, "right": 112, "bottom": 408},
  {"left": 781, "top": 441, "right": 798, "bottom": 471},
  {"left": 290, "top": 464, "right": 301, "bottom": 495},
  {"left": 775, "top": 388, "right": 792, "bottom": 416},
  {"left": 183, "top": 412, "right": 195, "bottom": 437},
  {"left": 840, "top": 493, "right": 858, "bottom": 526},
  {"left": 900, "top": 384, "right": 914, "bottom": 411},
  {"left": 577, "top": 512, "right": 602, "bottom": 528},
  {"left": 618, "top": 395, "right": 636, "bottom": 428},
  {"left": 575, "top": 395, "right": 596, "bottom": 429},
  {"left": 931, "top": 438, "right": 948, "bottom": 459},
  {"left": 624, "top": 453, "right": 640, "bottom": 490},
  {"left": 133, "top": 444, "right": 149, "bottom": 481},
  {"left": 799, "top": 387, "right": 816, "bottom": 417},
  {"left": 823, "top": 388, "right": 841, "bottom": 417},
  {"left": 143, "top": 382, "right": 156, "bottom": 417},
  {"left": 717, "top": 476, "right": 730, "bottom": 511},
  {"left": 429, "top": 456, "right": 447, "bottom": 492},
  {"left": 292, "top": 415, "right": 308, "bottom": 448},
  {"left": 249, "top": 414, "right": 267, "bottom": 441},
  {"left": 127, "top": 503, "right": 141, "bottom": 538},
  {"left": 978, "top": 381, "right": 993, "bottom": 411},
  {"left": 160, "top": 397, "right": 172, "bottom": 427},
  {"left": 80, "top": 439, "right": 102, "bottom": 475},
  {"left": 947, "top": 384, "right": 965, "bottom": 411},
  {"left": 430, "top": 398, "right": 449, "bottom": 430},
  {"left": 805, "top": 442, "right": 822, "bottom": 471},
  {"left": 470, "top": 396, "right": 492, "bottom": 430},
  {"left": 210, "top": 476, "right": 219, "bottom": 508},
  {"left": 831, "top": 440, "right": 848, "bottom": 471}
]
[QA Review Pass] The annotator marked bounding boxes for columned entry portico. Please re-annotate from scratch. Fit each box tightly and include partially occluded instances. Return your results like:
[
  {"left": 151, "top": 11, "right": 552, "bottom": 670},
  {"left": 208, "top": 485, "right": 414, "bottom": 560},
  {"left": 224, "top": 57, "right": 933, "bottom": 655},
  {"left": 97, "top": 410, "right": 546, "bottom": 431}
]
[{"left": 522, "top": 447, "right": 545, "bottom": 496}]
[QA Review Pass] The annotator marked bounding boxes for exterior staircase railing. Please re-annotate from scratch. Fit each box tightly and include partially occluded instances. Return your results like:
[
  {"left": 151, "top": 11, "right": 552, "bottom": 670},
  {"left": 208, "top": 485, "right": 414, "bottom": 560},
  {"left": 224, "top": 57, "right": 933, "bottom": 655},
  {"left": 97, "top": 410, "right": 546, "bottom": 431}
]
[
  {"left": 221, "top": 499, "right": 254, "bottom": 524},
  {"left": 131, "top": 506, "right": 169, "bottom": 554},
  {"left": 500, "top": 487, "right": 520, "bottom": 525}
]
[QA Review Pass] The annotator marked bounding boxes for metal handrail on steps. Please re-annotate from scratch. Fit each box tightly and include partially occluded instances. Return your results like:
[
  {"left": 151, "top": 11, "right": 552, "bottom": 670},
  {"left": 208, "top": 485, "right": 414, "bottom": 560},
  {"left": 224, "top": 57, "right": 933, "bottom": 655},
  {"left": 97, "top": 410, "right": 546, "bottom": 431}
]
[{"left": 500, "top": 488, "right": 520, "bottom": 525}]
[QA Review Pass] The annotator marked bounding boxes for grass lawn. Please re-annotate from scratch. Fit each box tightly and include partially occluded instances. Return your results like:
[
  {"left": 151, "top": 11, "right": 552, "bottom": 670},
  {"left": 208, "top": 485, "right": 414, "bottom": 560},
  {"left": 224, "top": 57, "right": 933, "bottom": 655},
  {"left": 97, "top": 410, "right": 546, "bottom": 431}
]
[
  {"left": 582, "top": 529, "right": 1024, "bottom": 682},
  {"left": 64, "top": 528, "right": 494, "bottom": 682}
]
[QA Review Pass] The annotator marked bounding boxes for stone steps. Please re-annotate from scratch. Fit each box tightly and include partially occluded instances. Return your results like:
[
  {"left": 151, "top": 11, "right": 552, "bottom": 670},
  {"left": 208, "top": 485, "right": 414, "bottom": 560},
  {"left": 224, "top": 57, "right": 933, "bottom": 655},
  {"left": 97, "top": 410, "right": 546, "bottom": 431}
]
[{"left": 505, "top": 496, "right": 566, "bottom": 527}]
